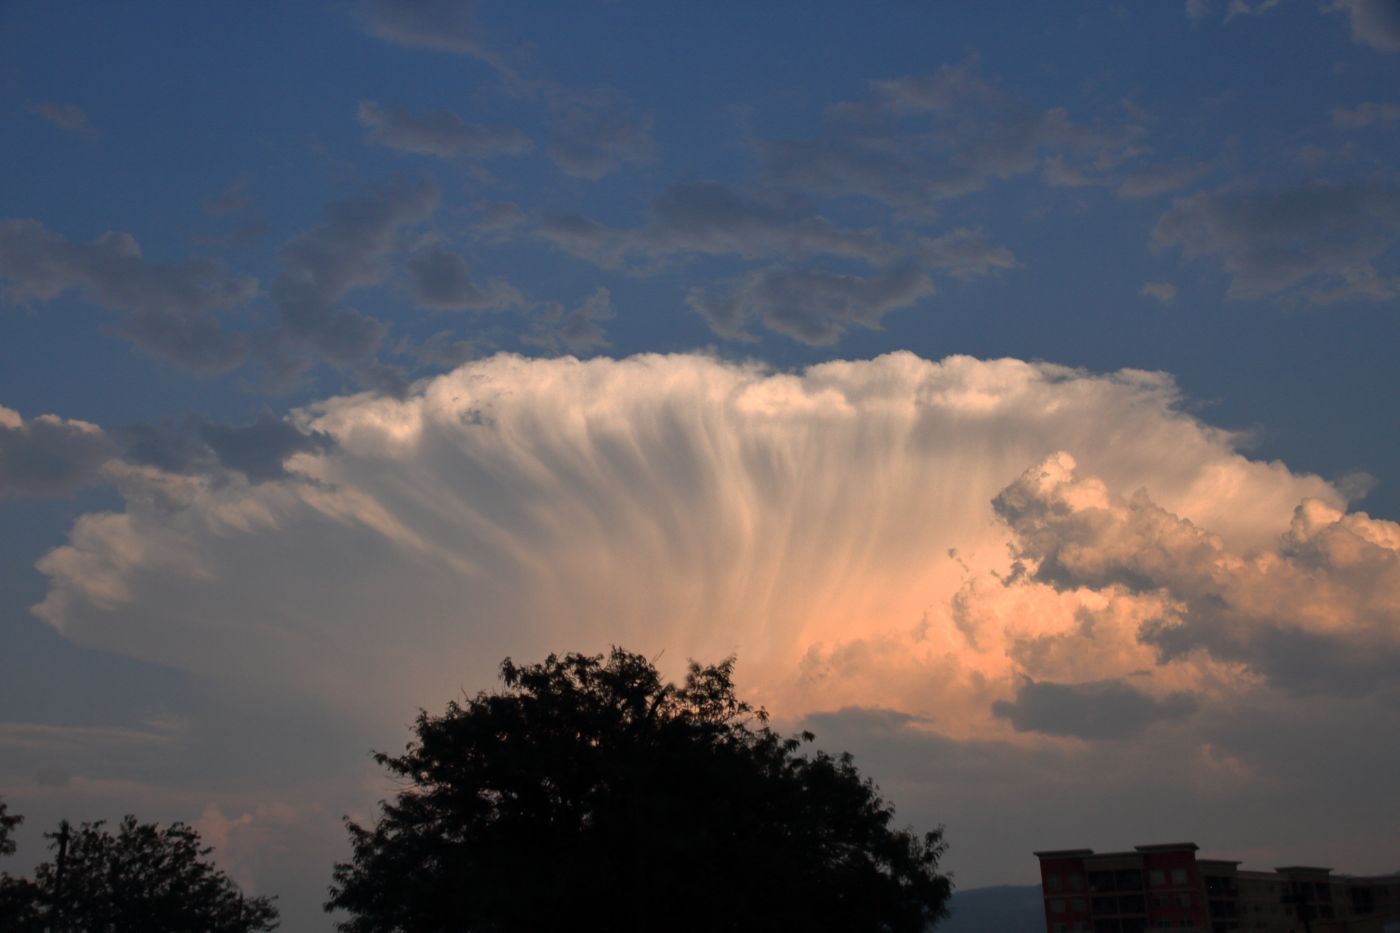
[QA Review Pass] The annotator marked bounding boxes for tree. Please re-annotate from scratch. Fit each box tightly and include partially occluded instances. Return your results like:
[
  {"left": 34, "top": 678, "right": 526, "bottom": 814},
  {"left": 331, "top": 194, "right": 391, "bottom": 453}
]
[
  {"left": 0, "top": 802, "right": 278, "bottom": 933},
  {"left": 0, "top": 797, "right": 42, "bottom": 932},
  {"left": 0, "top": 797, "right": 19, "bottom": 857},
  {"left": 327, "top": 648, "right": 952, "bottom": 933}
]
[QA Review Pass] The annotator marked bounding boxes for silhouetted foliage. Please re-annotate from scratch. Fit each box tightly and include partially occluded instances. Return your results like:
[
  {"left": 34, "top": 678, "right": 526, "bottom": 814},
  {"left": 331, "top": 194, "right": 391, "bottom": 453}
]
[
  {"left": 0, "top": 804, "right": 277, "bottom": 933},
  {"left": 0, "top": 797, "right": 18, "bottom": 857},
  {"left": 327, "top": 648, "right": 952, "bottom": 932}
]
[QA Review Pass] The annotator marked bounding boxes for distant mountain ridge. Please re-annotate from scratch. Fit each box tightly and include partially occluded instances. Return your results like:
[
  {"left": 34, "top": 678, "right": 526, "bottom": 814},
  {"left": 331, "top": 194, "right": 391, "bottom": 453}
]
[{"left": 938, "top": 884, "right": 1044, "bottom": 933}]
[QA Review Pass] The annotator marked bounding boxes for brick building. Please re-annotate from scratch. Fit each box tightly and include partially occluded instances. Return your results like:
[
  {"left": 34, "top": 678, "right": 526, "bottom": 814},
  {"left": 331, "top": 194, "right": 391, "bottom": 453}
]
[{"left": 1033, "top": 843, "right": 1400, "bottom": 933}]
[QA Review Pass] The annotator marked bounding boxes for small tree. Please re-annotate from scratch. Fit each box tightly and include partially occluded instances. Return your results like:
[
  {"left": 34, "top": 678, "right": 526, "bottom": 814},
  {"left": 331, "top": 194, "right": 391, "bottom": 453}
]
[
  {"left": 0, "top": 797, "right": 42, "bottom": 932},
  {"left": 0, "top": 803, "right": 277, "bottom": 933},
  {"left": 327, "top": 648, "right": 952, "bottom": 932}
]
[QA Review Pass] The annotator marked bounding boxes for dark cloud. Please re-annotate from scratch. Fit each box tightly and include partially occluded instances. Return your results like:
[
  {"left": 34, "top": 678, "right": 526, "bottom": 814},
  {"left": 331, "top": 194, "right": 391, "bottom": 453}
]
[
  {"left": 1152, "top": 182, "right": 1400, "bottom": 302},
  {"left": 357, "top": 101, "right": 532, "bottom": 160},
  {"left": 916, "top": 228, "right": 1018, "bottom": 277},
  {"left": 991, "top": 677, "right": 1196, "bottom": 740},
  {"left": 354, "top": 2, "right": 649, "bottom": 180},
  {"left": 116, "top": 412, "right": 333, "bottom": 484},
  {"left": 1117, "top": 160, "right": 1214, "bottom": 199},
  {"left": 540, "top": 181, "right": 890, "bottom": 271},
  {"left": 404, "top": 248, "right": 523, "bottom": 311},
  {"left": 686, "top": 261, "right": 934, "bottom": 345},
  {"left": 1330, "top": 0, "right": 1400, "bottom": 52},
  {"left": 0, "top": 406, "right": 115, "bottom": 497},
  {"left": 26, "top": 101, "right": 97, "bottom": 137},
  {"left": 0, "top": 219, "right": 253, "bottom": 372},
  {"left": 474, "top": 200, "right": 526, "bottom": 231},
  {"left": 270, "top": 180, "right": 438, "bottom": 389},
  {"left": 758, "top": 61, "right": 1144, "bottom": 211},
  {"left": 199, "top": 413, "right": 334, "bottom": 483},
  {"left": 545, "top": 89, "right": 654, "bottom": 179},
  {"left": 524, "top": 287, "right": 613, "bottom": 354}
]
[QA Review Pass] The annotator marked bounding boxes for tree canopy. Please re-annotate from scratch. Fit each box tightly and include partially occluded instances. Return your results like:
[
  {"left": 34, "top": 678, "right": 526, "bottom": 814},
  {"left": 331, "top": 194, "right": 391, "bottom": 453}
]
[
  {"left": 0, "top": 801, "right": 278, "bottom": 933},
  {"left": 327, "top": 648, "right": 952, "bottom": 933}
]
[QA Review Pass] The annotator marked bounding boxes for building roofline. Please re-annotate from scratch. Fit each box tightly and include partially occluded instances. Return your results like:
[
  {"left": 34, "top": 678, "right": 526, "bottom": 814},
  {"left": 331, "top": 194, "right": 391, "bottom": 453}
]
[{"left": 1134, "top": 843, "right": 1200, "bottom": 853}]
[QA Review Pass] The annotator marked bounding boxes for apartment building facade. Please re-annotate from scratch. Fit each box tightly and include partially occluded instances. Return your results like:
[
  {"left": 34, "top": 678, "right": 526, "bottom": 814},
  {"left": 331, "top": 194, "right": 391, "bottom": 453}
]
[{"left": 1034, "top": 843, "right": 1400, "bottom": 933}]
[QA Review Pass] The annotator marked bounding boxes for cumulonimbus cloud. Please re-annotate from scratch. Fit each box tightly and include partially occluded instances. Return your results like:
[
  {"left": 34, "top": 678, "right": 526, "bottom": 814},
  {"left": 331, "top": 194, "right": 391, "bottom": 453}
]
[{"left": 34, "top": 351, "right": 1377, "bottom": 739}]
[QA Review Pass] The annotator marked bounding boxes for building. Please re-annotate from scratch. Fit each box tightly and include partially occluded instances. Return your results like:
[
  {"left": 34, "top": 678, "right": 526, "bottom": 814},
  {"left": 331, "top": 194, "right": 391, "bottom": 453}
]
[{"left": 1033, "top": 843, "right": 1400, "bottom": 933}]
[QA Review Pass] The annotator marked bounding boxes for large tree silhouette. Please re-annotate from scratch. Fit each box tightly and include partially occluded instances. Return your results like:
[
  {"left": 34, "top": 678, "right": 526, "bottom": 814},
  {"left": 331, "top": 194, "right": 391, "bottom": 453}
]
[
  {"left": 327, "top": 648, "right": 952, "bottom": 932},
  {"left": 0, "top": 802, "right": 277, "bottom": 933}
]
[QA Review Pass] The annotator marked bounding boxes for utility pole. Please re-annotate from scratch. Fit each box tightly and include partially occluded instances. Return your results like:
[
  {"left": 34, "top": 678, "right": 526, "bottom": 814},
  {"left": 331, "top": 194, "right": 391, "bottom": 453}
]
[{"left": 50, "top": 819, "right": 70, "bottom": 933}]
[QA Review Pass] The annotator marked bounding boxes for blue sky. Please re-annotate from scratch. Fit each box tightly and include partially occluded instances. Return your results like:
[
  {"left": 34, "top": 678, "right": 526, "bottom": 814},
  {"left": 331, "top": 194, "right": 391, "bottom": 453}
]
[{"left": 3, "top": 2, "right": 1400, "bottom": 929}]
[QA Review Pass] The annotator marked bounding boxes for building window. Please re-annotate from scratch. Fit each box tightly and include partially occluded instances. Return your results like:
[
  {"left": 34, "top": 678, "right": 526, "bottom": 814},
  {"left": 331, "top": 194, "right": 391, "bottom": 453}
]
[
  {"left": 1177, "top": 893, "right": 1192, "bottom": 908},
  {"left": 1054, "top": 925, "right": 1068, "bottom": 933},
  {"left": 1071, "top": 874, "right": 1086, "bottom": 890},
  {"left": 1171, "top": 869, "right": 1188, "bottom": 885},
  {"left": 1049, "top": 874, "right": 1063, "bottom": 891},
  {"left": 1053, "top": 899, "right": 1067, "bottom": 914},
  {"left": 1150, "top": 870, "right": 1167, "bottom": 886},
  {"left": 1073, "top": 899, "right": 1088, "bottom": 912}
]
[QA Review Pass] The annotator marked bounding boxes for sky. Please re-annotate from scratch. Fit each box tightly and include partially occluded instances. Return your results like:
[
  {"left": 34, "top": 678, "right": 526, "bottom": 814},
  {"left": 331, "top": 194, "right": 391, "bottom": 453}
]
[{"left": 2, "top": 0, "right": 1399, "bottom": 928}]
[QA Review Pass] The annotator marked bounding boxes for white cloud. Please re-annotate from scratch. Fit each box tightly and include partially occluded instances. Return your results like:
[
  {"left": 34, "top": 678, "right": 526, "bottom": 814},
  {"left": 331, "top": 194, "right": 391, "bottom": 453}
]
[
  {"left": 33, "top": 353, "right": 1343, "bottom": 730},
  {"left": 27, "top": 350, "right": 1400, "bottom": 902}
]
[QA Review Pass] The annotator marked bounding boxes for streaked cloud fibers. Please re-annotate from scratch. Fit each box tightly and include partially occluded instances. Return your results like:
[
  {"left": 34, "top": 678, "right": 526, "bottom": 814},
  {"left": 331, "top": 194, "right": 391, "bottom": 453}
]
[{"left": 26, "top": 352, "right": 1400, "bottom": 899}]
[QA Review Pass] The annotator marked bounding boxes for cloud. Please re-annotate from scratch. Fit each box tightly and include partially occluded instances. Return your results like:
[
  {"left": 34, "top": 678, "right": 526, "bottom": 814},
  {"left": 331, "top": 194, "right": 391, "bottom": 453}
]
[
  {"left": 353, "top": 2, "right": 650, "bottom": 180},
  {"left": 1140, "top": 281, "right": 1177, "bottom": 304},
  {"left": 1117, "top": 161, "right": 1213, "bottom": 199},
  {"left": 524, "top": 287, "right": 613, "bottom": 353},
  {"left": 0, "top": 219, "right": 254, "bottom": 372},
  {"left": 1328, "top": 0, "right": 1400, "bottom": 52},
  {"left": 916, "top": 228, "right": 1018, "bottom": 278},
  {"left": 1332, "top": 101, "right": 1400, "bottom": 129},
  {"left": 354, "top": 0, "right": 498, "bottom": 63},
  {"left": 758, "top": 61, "right": 1145, "bottom": 211},
  {"left": 357, "top": 101, "right": 532, "bottom": 160},
  {"left": 403, "top": 247, "right": 524, "bottom": 311},
  {"left": 541, "top": 181, "right": 890, "bottom": 271},
  {"left": 33, "top": 352, "right": 1345, "bottom": 730},
  {"left": 26, "top": 101, "right": 98, "bottom": 137},
  {"left": 991, "top": 677, "right": 1197, "bottom": 740},
  {"left": 270, "top": 180, "right": 438, "bottom": 388},
  {"left": 1152, "top": 182, "right": 1400, "bottom": 302},
  {"left": 991, "top": 452, "right": 1400, "bottom": 696},
  {"left": 474, "top": 200, "right": 526, "bottom": 231},
  {"left": 686, "top": 262, "right": 935, "bottom": 344},
  {"left": 30, "top": 351, "right": 1400, "bottom": 908},
  {"left": 0, "top": 406, "right": 115, "bottom": 497},
  {"left": 116, "top": 413, "right": 335, "bottom": 485},
  {"left": 544, "top": 89, "right": 655, "bottom": 179}
]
